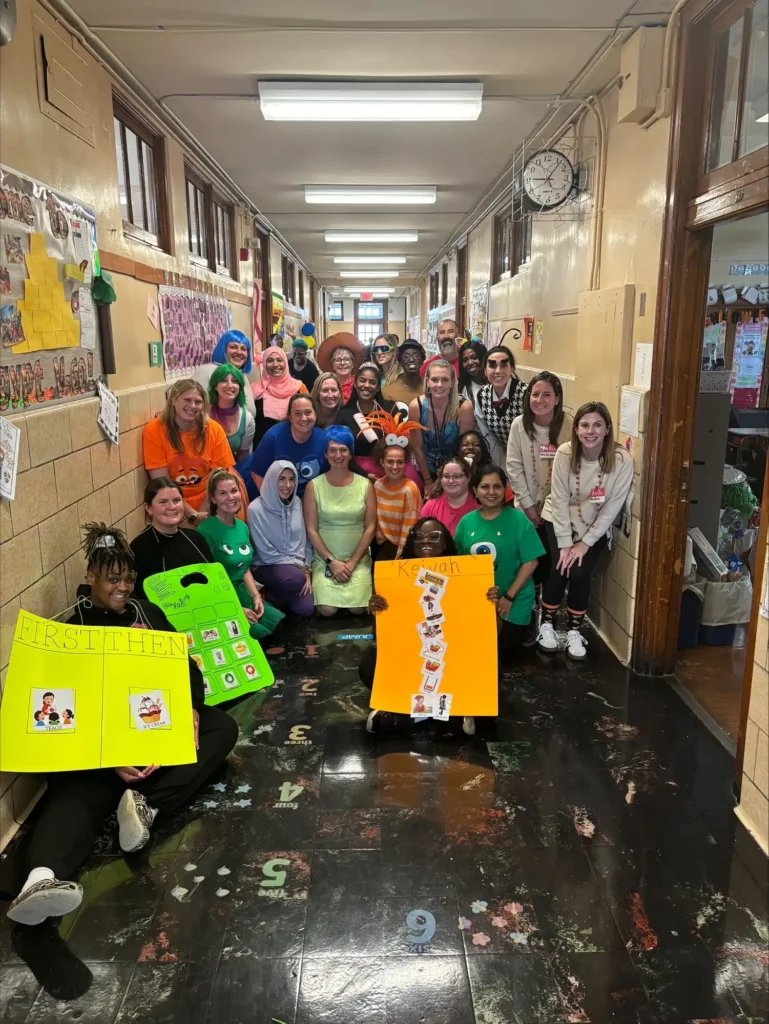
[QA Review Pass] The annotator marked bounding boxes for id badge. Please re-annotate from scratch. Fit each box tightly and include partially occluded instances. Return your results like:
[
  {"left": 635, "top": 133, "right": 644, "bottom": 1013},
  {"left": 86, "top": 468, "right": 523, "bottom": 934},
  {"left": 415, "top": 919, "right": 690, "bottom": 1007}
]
[
  {"left": 539, "top": 444, "right": 557, "bottom": 459},
  {"left": 590, "top": 487, "right": 606, "bottom": 504}
]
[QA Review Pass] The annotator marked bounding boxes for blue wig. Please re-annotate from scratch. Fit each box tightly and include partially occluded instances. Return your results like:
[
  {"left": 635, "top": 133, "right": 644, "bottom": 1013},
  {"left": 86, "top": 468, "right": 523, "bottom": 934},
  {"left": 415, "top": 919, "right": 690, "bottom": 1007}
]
[
  {"left": 211, "top": 330, "right": 252, "bottom": 374},
  {"left": 324, "top": 424, "right": 355, "bottom": 453}
]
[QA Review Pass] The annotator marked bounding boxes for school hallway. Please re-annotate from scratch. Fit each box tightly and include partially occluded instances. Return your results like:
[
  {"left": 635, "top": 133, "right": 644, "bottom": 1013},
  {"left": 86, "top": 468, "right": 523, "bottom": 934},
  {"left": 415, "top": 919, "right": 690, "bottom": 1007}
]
[{"left": 0, "top": 619, "right": 766, "bottom": 1024}]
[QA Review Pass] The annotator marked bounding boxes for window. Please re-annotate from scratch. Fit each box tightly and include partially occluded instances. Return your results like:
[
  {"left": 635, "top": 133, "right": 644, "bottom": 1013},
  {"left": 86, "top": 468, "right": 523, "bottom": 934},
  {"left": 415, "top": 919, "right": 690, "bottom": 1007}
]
[
  {"left": 327, "top": 301, "right": 343, "bottom": 321},
  {"left": 706, "top": 0, "right": 769, "bottom": 173},
  {"left": 441, "top": 262, "right": 448, "bottom": 305},
  {"left": 298, "top": 271, "right": 305, "bottom": 311},
  {"left": 184, "top": 165, "right": 235, "bottom": 277},
  {"left": 281, "top": 253, "right": 296, "bottom": 304},
  {"left": 455, "top": 244, "right": 468, "bottom": 335},
  {"left": 492, "top": 197, "right": 532, "bottom": 284},
  {"left": 514, "top": 196, "right": 533, "bottom": 269},
  {"left": 355, "top": 300, "right": 387, "bottom": 344},
  {"left": 113, "top": 100, "right": 165, "bottom": 248},
  {"left": 429, "top": 270, "right": 440, "bottom": 310}
]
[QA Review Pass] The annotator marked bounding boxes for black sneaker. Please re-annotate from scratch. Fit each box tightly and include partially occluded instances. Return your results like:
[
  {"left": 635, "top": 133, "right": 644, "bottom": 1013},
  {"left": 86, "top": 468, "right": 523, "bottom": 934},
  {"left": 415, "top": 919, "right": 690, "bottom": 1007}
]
[{"left": 6, "top": 878, "right": 83, "bottom": 926}]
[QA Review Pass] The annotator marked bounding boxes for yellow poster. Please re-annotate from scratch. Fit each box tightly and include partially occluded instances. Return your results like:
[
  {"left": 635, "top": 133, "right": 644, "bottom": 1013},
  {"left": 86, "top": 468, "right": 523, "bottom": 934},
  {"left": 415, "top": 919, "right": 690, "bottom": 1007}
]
[
  {"left": 371, "top": 554, "right": 498, "bottom": 717},
  {"left": 0, "top": 611, "right": 196, "bottom": 773}
]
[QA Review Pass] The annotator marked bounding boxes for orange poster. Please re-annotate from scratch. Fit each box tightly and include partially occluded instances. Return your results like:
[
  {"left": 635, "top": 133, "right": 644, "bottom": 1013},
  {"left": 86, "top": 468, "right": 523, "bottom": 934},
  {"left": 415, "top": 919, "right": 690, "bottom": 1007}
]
[{"left": 371, "top": 554, "right": 498, "bottom": 717}]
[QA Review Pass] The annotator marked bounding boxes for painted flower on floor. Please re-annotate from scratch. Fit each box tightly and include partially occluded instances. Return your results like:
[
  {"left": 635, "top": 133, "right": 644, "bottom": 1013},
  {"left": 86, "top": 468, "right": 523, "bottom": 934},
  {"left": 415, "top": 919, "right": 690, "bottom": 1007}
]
[
  {"left": 458, "top": 916, "right": 473, "bottom": 931},
  {"left": 504, "top": 901, "right": 523, "bottom": 916},
  {"left": 471, "top": 900, "right": 488, "bottom": 914},
  {"left": 509, "top": 931, "right": 529, "bottom": 945},
  {"left": 491, "top": 915, "right": 508, "bottom": 929},
  {"left": 472, "top": 932, "right": 491, "bottom": 946}
]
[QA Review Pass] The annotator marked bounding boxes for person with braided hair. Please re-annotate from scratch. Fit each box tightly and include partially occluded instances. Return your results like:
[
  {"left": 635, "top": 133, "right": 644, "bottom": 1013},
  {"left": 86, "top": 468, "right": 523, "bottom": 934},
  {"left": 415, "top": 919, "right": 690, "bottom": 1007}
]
[{"left": 1, "top": 522, "right": 238, "bottom": 927}]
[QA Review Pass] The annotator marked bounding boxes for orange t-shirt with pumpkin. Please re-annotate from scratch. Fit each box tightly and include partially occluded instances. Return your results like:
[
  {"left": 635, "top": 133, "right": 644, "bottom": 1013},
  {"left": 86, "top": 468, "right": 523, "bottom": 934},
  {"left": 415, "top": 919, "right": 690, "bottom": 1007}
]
[{"left": 142, "top": 416, "right": 234, "bottom": 511}]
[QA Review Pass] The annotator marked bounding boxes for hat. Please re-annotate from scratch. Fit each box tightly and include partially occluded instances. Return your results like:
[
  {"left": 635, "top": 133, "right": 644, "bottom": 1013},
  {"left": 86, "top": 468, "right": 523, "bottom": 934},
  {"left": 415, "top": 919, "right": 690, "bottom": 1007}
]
[
  {"left": 317, "top": 332, "right": 366, "bottom": 374},
  {"left": 292, "top": 337, "right": 308, "bottom": 350},
  {"left": 397, "top": 338, "right": 426, "bottom": 361}
]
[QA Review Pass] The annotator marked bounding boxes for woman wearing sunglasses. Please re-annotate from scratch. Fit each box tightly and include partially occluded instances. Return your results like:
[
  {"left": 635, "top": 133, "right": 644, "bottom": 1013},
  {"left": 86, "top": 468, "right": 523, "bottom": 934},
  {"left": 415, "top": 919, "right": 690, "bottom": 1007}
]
[{"left": 369, "top": 333, "right": 400, "bottom": 386}]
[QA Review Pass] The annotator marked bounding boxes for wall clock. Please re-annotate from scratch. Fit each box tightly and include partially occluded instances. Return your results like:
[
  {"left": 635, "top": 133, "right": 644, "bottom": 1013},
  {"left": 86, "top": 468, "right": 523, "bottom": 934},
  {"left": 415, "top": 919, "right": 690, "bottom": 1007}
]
[{"left": 521, "top": 149, "right": 576, "bottom": 212}]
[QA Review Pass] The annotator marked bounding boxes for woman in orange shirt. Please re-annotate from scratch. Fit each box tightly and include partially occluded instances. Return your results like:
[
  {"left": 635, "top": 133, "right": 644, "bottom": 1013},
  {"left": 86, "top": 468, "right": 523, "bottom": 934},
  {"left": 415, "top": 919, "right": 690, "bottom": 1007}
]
[{"left": 142, "top": 379, "right": 234, "bottom": 526}]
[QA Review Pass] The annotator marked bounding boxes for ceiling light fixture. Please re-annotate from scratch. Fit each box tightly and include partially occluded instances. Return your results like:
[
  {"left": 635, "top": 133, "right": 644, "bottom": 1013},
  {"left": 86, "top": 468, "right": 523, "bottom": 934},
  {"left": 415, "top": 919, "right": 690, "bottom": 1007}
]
[
  {"left": 306, "top": 186, "right": 436, "bottom": 205},
  {"left": 325, "top": 231, "right": 419, "bottom": 243},
  {"left": 259, "top": 81, "right": 483, "bottom": 122},
  {"left": 344, "top": 286, "right": 395, "bottom": 293},
  {"left": 333, "top": 256, "right": 406, "bottom": 265},
  {"left": 339, "top": 270, "right": 399, "bottom": 278}
]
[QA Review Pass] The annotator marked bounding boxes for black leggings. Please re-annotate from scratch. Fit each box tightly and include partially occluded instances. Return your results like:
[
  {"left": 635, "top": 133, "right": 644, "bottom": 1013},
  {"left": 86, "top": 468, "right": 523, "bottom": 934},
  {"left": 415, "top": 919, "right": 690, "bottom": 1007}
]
[
  {"left": 541, "top": 522, "right": 607, "bottom": 615},
  {"left": 533, "top": 523, "right": 552, "bottom": 588},
  {"left": 0, "top": 706, "right": 238, "bottom": 899}
]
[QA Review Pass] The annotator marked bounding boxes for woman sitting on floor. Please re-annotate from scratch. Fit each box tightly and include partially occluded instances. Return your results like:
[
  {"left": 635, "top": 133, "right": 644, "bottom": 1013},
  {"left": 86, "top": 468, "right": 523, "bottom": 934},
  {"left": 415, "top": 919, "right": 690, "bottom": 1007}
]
[
  {"left": 0, "top": 522, "right": 238, "bottom": 926},
  {"left": 197, "top": 470, "right": 284, "bottom": 641}
]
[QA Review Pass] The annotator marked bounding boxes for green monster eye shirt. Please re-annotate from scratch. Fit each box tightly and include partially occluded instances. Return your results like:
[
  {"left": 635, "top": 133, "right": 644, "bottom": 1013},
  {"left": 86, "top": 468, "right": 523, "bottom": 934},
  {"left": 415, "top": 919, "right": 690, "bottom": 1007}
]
[
  {"left": 196, "top": 516, "right": 253, "bottom": 587},
  {"left": 454, "top": 506, "right": 545, "bottom": 625}
]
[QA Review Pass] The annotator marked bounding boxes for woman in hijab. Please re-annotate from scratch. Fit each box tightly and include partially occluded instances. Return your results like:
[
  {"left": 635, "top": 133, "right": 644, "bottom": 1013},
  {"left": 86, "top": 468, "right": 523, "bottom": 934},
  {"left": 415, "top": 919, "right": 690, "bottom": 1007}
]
[
  {"left": 194, "top": 330, "right": 255, "bottom": 417},
  {"left": 247, "top": 460, "right": 314, "bottom": 618},
  {"left": 251, "top": 346, "right": 307, "bottom": 447}
]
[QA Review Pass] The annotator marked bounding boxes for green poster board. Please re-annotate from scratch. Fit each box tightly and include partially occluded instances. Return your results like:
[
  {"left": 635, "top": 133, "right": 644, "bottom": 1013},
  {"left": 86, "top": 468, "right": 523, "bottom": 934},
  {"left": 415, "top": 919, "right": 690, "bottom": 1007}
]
[{"left": 143, "top": 563, "right": 274, "bottom": 707}]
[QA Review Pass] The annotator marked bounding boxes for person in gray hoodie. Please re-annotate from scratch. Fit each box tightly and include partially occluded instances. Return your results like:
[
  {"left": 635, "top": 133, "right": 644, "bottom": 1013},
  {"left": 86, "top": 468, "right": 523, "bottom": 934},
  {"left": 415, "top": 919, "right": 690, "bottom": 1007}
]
[{"left": 247, "top": 459, "right": 315, "bottom": 617}]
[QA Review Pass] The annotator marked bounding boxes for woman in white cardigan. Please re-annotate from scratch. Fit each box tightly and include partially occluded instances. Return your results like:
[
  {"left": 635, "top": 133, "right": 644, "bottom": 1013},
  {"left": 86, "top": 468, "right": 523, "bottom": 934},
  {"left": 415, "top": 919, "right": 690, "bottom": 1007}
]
[{"left": 537, "top": 401, "right": 634, "bottom": 661}]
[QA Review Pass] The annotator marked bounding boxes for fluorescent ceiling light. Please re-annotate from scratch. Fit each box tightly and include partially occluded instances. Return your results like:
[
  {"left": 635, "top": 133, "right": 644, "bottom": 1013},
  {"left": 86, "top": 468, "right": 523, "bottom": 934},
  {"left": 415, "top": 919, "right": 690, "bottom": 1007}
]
[
  {"left": 260, "top": 81, "right": 483, "bottom": 122},
  {"left": 333, "top": 256, "right": 406, "bottom": 265},
  {"left": 325, "top": 231, "right": 419, "bottom": 243},
  {"left": 344, "top": 286, "right": 395, "bottom": 293},
  {"left": 306, "top": 186, "right": 436, "bottom": 205},
  {"left": 757, "top": 113, "right": 769, "bottom": 122},
  {"left": 339, "top": 270, "right": 399, "bottom": 278}
]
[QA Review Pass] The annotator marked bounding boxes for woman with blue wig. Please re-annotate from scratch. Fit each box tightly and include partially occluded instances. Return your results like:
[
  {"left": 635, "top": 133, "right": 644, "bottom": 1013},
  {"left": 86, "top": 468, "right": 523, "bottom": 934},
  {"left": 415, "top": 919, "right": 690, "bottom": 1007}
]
[
  {"left": 194, "top": 330, "right": 256, "bottom": 417},
  {"left": 303, "top": 425, "right": 376, "bottom": 616}
]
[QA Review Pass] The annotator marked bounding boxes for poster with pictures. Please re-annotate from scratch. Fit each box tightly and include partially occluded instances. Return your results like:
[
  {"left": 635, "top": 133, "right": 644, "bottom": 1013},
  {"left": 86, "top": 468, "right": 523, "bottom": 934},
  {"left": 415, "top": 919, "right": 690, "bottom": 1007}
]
[
  {"left": 0, "top": 414, "right": 20, "bottom": 500},
  {"left": 29, "top": 687, "right": 75, "bottom": 732},
  {"left": 0, "top": 165, "right": 102, "bottom": 412},
  {"left": 158, "top": 286, "right": 231, "bottom": 379},
  {"left": 468, "top": 283, "right": 489, "bottom": 343}
]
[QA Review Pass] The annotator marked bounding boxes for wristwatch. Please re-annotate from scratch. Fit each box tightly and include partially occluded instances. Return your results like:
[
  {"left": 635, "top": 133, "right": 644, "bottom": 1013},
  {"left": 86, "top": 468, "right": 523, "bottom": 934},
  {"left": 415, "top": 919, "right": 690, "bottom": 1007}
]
[
  {"left": 325, "top": 557, "right": 332, "bottom": 567},
  {"left": 504, "top": 591, "right": 515, "bottom": 601},
  {"left": 188, "top": 511, "right": 198, "bottom": 523}
]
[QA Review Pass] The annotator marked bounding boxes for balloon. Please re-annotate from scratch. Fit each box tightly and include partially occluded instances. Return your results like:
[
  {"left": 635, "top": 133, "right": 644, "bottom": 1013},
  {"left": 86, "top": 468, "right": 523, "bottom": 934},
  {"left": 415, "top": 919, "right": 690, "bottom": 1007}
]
[
  {"left": 306, "top": 336, "right": 316, "bottom": 349},
  {"left": 301, "top": 322, "right": 316, "bottom": 337}
]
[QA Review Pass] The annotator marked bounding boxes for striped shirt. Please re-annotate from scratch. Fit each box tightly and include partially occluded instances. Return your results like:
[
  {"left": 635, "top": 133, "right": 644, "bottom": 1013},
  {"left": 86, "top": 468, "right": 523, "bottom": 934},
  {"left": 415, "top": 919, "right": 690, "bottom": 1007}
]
[{"left": 374, "top": 476, "right": 422, "bottom": 555}]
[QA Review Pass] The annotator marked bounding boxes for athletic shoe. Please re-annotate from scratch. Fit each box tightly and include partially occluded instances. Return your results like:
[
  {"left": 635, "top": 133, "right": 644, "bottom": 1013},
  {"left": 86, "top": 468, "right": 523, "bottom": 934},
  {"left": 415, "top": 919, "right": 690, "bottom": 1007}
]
[
  {"left": 6, "top": 878, "right": 83, "bottom": 926},
  {"left": 462, "top": 716, "right": 476, "bottom": 736},
  {"left": 365, "top": 709, "right": 379, "bottom": 733},
  {"left": 565, "top": 629, "right": 588, "bottom": 660},
  {"left": 536, "top": 622, "right": 560, "bottom": 653},
  {"left": 522, "top": 610, "right": 539, "bottom": 647},
  {"left": 117, "top": 789, "right": 154, "bottom": 853}
]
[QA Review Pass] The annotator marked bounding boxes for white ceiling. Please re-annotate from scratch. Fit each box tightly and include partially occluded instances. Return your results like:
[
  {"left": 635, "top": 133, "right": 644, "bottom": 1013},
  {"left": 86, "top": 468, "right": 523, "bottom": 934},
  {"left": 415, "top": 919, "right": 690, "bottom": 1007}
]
[{"left": 70, "top": 0, "right": 677, "bottom": 294}]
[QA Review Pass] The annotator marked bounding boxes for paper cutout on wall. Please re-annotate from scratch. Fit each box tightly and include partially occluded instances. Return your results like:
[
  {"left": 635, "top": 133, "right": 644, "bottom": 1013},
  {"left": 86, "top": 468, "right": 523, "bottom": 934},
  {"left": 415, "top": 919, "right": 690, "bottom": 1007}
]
[
  {"left": 142, "top": 563, "right": 274, "bottom": 706},
  {"left": 0, "top": 610, "right": 196, "bottom": 773},
  {"left": 158, "top": 286, "right": 231, "bottom": 379}
]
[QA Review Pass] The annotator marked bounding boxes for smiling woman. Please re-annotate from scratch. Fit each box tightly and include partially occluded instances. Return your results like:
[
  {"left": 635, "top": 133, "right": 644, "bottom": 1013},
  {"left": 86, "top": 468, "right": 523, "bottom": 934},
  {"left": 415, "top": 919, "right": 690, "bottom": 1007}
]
[{"left": 251, "top": 346, "right": 308, "bottom": 447}]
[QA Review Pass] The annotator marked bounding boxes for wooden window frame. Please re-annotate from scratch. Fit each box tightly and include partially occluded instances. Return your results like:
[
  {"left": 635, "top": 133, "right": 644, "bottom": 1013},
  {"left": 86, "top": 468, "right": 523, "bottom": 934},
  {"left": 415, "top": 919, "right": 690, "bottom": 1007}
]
[
  {"left": 455, "top": 244, "right": 468, "bottom": 335},
  {"left": 298, "top": 270, "right": 305, "bottom": 311},
  {"left": 354, "top": 299, "right": 388, "bottom": 342},
  {"left": 441, "top": 262, "right": 449, "bottom": 305},
  {"left": 429, "top": 270, "right": 440, "bottom": 310},
  {"left": 113, "top": 97, "right": 169, "bottom": 251},
  {"left": 184, "top": 164, "right": 236, "bottom": 279},
  {"left": 492, "top": 196, "right": 532, "bottom": 285},
  {"left": 327, "top": 301, "right": 343, "bottom": 321},
  {"left": 281, "top": 253, "right": 296, "bottom": 305}
]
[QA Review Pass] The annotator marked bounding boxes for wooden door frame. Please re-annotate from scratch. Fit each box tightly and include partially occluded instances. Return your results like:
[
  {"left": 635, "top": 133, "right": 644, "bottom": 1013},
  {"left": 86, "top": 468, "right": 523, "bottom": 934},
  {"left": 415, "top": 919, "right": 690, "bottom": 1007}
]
[{"left": 633, "top": 0, "right": 769, "bottom": 677}]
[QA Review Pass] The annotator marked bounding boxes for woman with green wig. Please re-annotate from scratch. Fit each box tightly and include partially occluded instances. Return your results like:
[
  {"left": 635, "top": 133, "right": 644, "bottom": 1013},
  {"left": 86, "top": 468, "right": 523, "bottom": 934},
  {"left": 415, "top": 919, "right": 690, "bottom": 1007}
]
[{"left": 207, "top": 362, "right": 256, "bottom": 460}]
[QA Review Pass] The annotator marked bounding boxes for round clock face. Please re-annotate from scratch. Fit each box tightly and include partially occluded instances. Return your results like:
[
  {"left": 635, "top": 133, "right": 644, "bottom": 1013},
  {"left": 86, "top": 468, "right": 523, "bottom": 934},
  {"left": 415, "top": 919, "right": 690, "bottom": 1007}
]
[{"left": 522, "top": 150, "right": 574, "bottom": 211}]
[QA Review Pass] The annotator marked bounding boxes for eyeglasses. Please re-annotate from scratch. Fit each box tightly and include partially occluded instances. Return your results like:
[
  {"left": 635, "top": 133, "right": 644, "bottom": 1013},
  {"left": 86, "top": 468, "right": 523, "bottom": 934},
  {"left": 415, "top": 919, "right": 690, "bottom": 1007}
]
[
  {"left": 415, "top": 531, "right": 444, "bottom": 543},
  {"left": 487, "top": 359, "right": 510, "bottom": 369},
  {"left": 441, "top": 474, "right": 466, "bottom": 482}
]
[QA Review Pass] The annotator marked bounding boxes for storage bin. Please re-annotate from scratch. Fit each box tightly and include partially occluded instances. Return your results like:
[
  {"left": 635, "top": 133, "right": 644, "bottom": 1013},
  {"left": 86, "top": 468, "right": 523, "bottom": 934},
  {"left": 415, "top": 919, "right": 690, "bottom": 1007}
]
[
  {"left": 678, "top": 588, "right": 703, "bottom": 650},
  {"left": 699, "top": 623, "right": 738, "bottom": 646}
]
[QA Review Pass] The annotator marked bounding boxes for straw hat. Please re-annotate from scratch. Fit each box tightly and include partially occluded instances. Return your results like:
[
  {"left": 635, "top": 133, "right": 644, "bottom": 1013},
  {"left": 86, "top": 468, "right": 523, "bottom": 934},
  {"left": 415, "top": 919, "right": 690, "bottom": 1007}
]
[{"left": 317, "top": 332, "right": 366, "bottom": 373}]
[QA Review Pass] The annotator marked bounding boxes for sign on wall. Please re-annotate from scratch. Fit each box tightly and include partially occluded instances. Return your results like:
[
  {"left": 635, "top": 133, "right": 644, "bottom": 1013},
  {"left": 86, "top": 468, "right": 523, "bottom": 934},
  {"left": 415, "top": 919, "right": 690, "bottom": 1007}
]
[
  {"left": 0, "top": 165, "right": 103, "bottom": 412},
  {"left": 468, "top": 283, "right": 489, "bottom": 342},
  {"left": 158, "top": 286, "right": 231, "bottom": 379}
]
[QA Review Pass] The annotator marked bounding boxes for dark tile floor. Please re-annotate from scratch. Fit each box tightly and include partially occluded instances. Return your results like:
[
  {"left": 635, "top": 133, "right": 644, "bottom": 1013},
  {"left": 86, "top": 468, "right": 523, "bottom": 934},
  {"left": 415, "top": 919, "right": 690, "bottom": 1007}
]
[{"left": 1, "top": 618, "right": 767, "bottom": 1023}]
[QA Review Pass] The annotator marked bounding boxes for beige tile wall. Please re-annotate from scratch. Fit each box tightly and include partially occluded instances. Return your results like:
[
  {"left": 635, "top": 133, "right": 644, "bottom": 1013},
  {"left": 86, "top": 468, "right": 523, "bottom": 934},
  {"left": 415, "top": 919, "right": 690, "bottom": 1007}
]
[
  {"left": 736, "top": 536, "right": 769, "bottom": 855},
  {"left": 0, "top": 381, "right": 170, "bottom": 850}
]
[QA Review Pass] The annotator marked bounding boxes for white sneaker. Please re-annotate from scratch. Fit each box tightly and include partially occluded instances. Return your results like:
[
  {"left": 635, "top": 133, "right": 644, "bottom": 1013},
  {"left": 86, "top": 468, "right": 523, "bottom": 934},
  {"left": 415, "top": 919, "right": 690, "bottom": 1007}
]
[
  {"left": 7, "top": 878, "right": 83, "bottom": 925},
  {"left": 117, "top": 789, "right": 155, "bottom": 853},
  {"left": 365, "top": 709, "right": 379, "bottom": 733},
  {"left": 462, "top": 716, "right": 476, "bottom": 736},
  {"left": 565, "top": 629, "right": 588, "bottom": 660},
  {"left": 536, "top": 622, "right": 560, "bottom": 653}
]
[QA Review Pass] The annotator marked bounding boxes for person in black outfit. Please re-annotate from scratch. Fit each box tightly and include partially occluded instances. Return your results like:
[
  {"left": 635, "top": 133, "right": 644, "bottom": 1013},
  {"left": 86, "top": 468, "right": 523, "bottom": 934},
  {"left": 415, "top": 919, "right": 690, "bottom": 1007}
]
[
  {"left": 1, "top": 522, "right": 238, "bottom": 927},
  {"left": 288, "top": 338, "right": 319, "bottom": 390},
  {"left": 130, "top": 477, "right": 214, "bottom": 597}
]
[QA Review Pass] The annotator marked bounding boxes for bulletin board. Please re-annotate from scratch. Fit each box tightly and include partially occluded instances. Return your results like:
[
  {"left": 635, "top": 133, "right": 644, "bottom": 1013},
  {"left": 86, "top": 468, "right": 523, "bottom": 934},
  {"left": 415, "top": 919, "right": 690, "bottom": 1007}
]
[
  {"left": 271, "top": 291, "right": 285, "bottom": 338},
  {"left": 158, "top": 285, "right": 231, "bottom": 379},
  {"left": 0, "top": 164, "right": 102, "bottom": 412},
  {"left": 468, "top": 283, "right": 489, "bottom": 343},
  {"left": 0, "top": 610, "right": 196, "bottom": 773},
  {"left": 371, "top": 554, "right": 498, "bottom": 717}
]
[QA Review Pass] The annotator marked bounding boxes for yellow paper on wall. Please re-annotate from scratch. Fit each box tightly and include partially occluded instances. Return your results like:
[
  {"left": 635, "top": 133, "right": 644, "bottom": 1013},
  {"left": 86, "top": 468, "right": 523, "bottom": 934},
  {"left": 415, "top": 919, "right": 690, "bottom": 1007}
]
[
  {"left": 23, "top": 282, "right": 39, "bottom": 309},
  {"left": 11, "top": 338, "right": 30, "bottom": 354},
  {"left": 0, "top": 611, "right": 197, "bottom": 773},
  {"left": 33, "top": 310, "right": 53, "bottom": 332},
  {"left": 68, "top": 325, "right": 80, "bottom": 347},
  {"left": 56, "top": 330, "right": 70, "bottom": 348},
  {"left": 371, "top": 554, "right": 498, "bottom": 717},
  {"left": 25, "top": 332, "right": 43, "bottom": 353},
  {"left": 24, "top": 256, "right": 45, "bottom": 283},
  {"left": 36, "top": 285, "right": 53, "bottom": 310},
  {"left": 29, "top": 232, "right": 47, "bottom": 256},
  {"left": 52, "top": 308, "right": 65, "bottom": 330},
  {"left": 41, "top": 331, "right": 57, "bottom": 350}
]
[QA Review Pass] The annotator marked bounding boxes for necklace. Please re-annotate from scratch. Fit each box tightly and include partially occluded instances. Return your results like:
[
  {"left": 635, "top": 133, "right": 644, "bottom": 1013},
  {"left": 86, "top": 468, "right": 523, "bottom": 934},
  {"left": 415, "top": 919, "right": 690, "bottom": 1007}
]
[
  {"left": 529, "top": 437, "right": 554, "bottom": 499},
  {"left": 575, "top": 461, "right": 603, "bottom": 528},
  {"left": 429, "top": 395, "right": 448, "bottom": 454}
]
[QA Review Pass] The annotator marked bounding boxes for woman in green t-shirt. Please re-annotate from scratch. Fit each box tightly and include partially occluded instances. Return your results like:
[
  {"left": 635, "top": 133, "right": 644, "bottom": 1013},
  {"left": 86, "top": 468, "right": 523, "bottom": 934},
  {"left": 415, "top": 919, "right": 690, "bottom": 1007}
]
[
  {"left": 197, "top": 470, "right": 284, "bottom": 642},
  {"left": 454, "top": 464, "right": 544, "bottom": 663}
]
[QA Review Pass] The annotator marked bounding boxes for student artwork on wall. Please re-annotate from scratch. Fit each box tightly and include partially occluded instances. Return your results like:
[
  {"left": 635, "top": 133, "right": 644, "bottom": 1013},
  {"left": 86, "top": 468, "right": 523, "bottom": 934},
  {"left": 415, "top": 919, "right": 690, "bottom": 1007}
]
[
  {"left": 142, "top": 562, "right": 274, "bottom": 706},
  {"left": 158, "top": 286, "right": 232, "bottom": 379},
  {"left": 0, "top": 611, "right": 196, "bottom": 773},
  {"left": 0, "top": 165, "right": 103, "bottom": 411},
  {"left": 371, "top": 554, "right": 498, "bottom": 717},
  {"left": 468, "top": 283, "right": 489, "bottom": 343}
]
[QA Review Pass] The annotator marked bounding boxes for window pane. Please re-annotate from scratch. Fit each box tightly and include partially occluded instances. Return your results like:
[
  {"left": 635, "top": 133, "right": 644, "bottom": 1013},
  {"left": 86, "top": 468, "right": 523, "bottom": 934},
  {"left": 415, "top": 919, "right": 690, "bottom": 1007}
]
[
  {"left": 739, "top": 0, "right": 769, "bottom": 157},
  {"left": 187, "top": 181, "right": 198, "bottom": 254},
  {"left": 125, "top": 128, "right": 146, "bottom": 230},
  {"left": 358, "top": 303, "right": 384, "bottom": 320},
  {"left": 707, "top": 16, "right": 745, "bottom": 171},
  {"left": 141, "top": 140, "right": 158, "bottom": 235},
  {"left": 357, "top": 322, "right": 383, "bottom": 344},
  {"left": 196, "top": 187, "right": 207, "bottom": 258},
  {"left": 113, "top": 118, "right": 129, "bottom": 222}
]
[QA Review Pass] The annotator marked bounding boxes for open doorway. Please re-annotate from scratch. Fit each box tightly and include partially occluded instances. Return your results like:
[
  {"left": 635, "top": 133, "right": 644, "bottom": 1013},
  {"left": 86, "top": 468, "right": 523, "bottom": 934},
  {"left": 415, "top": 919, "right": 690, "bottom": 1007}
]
[{"left": 675, "top": 211, "right": 768, "bottom": 743}]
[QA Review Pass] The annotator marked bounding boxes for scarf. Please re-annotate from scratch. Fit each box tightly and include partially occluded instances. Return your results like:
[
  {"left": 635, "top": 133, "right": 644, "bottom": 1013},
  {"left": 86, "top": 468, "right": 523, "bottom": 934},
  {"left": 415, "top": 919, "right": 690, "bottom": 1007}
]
[
  {"left": 477, "top": 379, "right": 527, "bottom": 445},
  {"left": 251, "top": 347, "right": 303, "bottom": 420}
]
